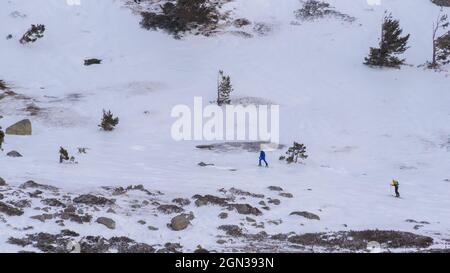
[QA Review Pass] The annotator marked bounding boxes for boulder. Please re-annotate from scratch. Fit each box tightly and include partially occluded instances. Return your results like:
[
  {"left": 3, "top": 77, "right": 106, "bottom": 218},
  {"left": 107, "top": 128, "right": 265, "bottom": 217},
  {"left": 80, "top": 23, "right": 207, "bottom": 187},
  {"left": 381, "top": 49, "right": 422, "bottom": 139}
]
[
  {"left": 73, "top": 194, "right": 114, "bottom": 206},
  {"left": 279, "top": 192, "right": 294, "bottom": 198},
  {"left": 0, "top": 201, "right": 24, "bottom": 216},
  {"left": 218, "top": 212, "right": 228, "bottom": 219},
  {"left": 229, "top": 204, "right": 262, "bottom": 216},
  {"left": 7, "top": 151, "right": 22, "bottom": 157},
  {"left": 169, "top": 213, "right": 194, "bottom": 231},
  {"left": 5, "top": 119, "right": 32, "bottom": 135},
  {"left": 157, "top": 204, "right": 184, "bottom": 214},
  {"left": 290, "top": 211, "right": 321, "bottom": 220},
  {"left": 432, "top": 0, "right": 450, "bottom": 7},
  {"left": 268, "top": 186, "right": 283, "bottom": 192},
  {"left": 30, "top": 214, "right": 53, "bottom": 223},
  {"left": 96, "top": 217, "right": 116, "bottom": 229},
  {"left": 0, "top": 177, "right": 6, "bottom": 186},
  {"left": 172, "top": 198, "right": 191, "bottom": 207},
  {"left": 19, "top": 180, "right": 58, "bottom": 191}
]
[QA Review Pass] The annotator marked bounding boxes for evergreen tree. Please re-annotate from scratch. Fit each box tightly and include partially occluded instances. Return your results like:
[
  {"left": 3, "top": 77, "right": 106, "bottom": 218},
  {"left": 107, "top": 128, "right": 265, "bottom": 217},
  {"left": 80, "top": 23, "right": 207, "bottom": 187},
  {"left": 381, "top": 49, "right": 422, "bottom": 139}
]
[
  {"left": 0, "top": 80, "right": 7, "bottom": 90},
  {"left": 217, "top": 70, "right": 233, "bottom": 106},
  {"left": 20, "top": 24, "right": 45, "bottom": 45},
  {"left": 99, "top": 110, "right": 119, "bottom": 131},
  {"left": 429, "top": 10, "right": 450, "bottom": 68},
  {"left": 284, "top": 142, "right": 308, "bottom": 164},
  {"left": 364, "top": 12, "right": 410, "bottom": 68},
  {"left": 59, "top": 147, "right": 69, "bottom": 163}
]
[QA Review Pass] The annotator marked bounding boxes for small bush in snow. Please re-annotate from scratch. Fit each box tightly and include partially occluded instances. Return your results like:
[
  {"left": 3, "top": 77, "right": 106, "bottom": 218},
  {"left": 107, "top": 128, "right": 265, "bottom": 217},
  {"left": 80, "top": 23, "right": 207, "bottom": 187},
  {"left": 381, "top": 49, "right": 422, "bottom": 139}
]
[
  {"left": 20, "top": 24, "right": 45, "bottom": 45},
  {"left": 0, "top": 80, "right": 7, "bottom": 90},
  {"left": 217, "top": 70, "right": 233, "bottom": 106},
  {"left": 295, "top": 0, "right": 354, "bottom": 22},
  {"left": 364, "top": 13, "right": 410, "bottom": 68},
  {"left": 84, "top": 58, "right": 102, "bottom": 66},
  {"left": 282, "top": 142, "right": 308, "bottom": 164},
  {"left": 428, "top": 11, "right": 450, "bottom": 69},
  {"left": 59, "top": 147, "right": 70, "bottom": 163},
  {"left": 59, "top": 147, "right": 77, "bottom": 164},
  {"left": 99, "top": 110, "right": 119, "bottom": 131},
  {"left": 140, "top": 0, "right": 223, "bottom": 38}
]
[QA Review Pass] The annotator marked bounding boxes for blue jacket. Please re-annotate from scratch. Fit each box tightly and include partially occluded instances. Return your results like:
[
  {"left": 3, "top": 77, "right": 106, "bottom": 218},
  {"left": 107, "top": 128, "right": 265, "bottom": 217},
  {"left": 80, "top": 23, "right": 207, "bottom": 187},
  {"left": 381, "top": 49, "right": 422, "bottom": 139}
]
[{"left": 259, "top": 151, "right": 266, "bottom": 160}]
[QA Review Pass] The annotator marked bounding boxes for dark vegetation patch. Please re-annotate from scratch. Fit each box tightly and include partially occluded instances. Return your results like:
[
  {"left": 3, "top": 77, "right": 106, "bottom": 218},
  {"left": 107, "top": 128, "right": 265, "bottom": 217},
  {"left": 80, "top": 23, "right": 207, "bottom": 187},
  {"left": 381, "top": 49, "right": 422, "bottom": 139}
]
[
  {"left": 140, "top": 0, "right": 229, "bottom": 38},
  {"left": 287, "top": 230, "right": 433, "bottom": 250},
  {"left": 431, "top": 0, "right": 450, "bottom": 7},
  {"left": 295, "top": 0, "right": 355, "bottom": 22}
]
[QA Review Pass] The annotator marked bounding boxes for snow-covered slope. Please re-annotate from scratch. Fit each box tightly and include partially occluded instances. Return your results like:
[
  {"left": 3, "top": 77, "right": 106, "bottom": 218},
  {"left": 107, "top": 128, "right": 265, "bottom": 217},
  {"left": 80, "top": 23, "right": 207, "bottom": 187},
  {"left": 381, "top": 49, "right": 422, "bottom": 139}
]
[{"left": 0, "top": 0, "right": 449, "bottom": 252}]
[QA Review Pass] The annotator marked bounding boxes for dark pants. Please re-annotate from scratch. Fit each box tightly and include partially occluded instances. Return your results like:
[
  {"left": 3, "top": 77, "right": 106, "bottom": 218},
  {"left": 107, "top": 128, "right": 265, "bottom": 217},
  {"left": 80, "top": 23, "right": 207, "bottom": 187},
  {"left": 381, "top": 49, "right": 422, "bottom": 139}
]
[
  {"left": 259, "top": 159, "right": 268, "bottom": 167},
  {"left": 394, "top": 186, "right": 400, "bottom": 197}
]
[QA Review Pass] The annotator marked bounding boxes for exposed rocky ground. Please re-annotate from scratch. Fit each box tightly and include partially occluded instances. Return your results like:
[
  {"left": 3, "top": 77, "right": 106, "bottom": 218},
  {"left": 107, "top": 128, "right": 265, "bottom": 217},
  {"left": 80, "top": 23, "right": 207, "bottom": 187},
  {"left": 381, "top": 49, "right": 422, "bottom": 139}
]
[
  {"left": 2, "top": 0, "right": 450, "bottom": 254},
  {"left": 0, "top": 179, "right": 447, "bottom": 253}
]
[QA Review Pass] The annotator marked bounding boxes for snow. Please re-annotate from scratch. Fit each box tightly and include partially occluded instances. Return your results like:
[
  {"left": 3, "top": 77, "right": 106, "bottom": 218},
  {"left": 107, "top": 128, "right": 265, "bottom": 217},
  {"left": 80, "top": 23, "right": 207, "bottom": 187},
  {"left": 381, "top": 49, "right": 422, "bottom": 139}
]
[{"left": 0, "top": 0, "right": 450, "bottom": 252}]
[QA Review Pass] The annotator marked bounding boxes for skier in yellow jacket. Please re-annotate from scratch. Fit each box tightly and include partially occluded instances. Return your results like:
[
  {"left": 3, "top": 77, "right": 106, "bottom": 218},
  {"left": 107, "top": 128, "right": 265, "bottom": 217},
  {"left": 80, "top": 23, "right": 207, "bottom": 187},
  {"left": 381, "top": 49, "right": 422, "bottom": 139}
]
[{"left": 391, "top": 179, "right": 400, "bottom": 198}]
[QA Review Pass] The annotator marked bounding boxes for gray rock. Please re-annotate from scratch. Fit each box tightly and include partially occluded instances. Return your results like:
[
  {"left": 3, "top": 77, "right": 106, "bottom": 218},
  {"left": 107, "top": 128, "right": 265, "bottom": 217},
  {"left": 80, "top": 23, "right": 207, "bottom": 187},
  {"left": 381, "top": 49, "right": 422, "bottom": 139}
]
[
  {"left": 216, "top": 239, "right": 227, "bottom": 245},
  {"left": 268, "top": 198, "right": 281, "bottom": 205},
  {"left": 19, "top": 180, "right": 58, "bottom": 191},
  {"left": 218, "top": 212, "right": 228, "bottom": 219},
  {"left": 30, "top": 214, "right": 53, "bottom": 222},
  {"left": 218, "top": 225, "right": 243, "bottom": 237},
  {"left": 268, "top": 186, "right": 283, "bottom": 191},
  {"left": 290, "top": 211, "right": 321, "bottom": 220},
  {"left": 229, "top": 187, "right": 265, "bottom": 198},
  {"left": 280, "top": 192, "right": 294, "bottom": 198},
  {"left": 0, "top": 201, "right": 24, "bottom": 216},
  {"left": 5, "top": 119, "right": 32, "bottom": 135},
  {"left": 246, "top": 217, "right": 256, "bottom": 222},
  {"left": 96, "top": 217, "right": 116, "bottom": 229},
  {"left": 194, "top": 245, "right": 209, "bottom": 253},
  {"left": 6, "top": 150, "right": 22, "bottom": 157},
  {"left": 41, "top": 198, "right": 66, "bottom": 207},
  {"left": 9, "top": 199, "right": 31, "bottom": 208},
  {"left": 0, "top": 177, "right": 6, "bottom": 186},
  {"left": 229, "top": 204, "right": 262, "bottom": 216},
  {"left": 193, "top": 194, "right": 230, "bottom": 207},
  {"left": 172, "top": 198, "right": 191, "bottom": 207},
  {"left": 169, "top": 213, "right": 194, "bottom": 231},
  {"left": 157, "top": 204, "right": 184, "bottom": 214},
  {"left": 73, "top": 194, "right": 114, "bottom": 206},
  {"left": 148, "top": 226, "right": 159, "bottom": 231}
]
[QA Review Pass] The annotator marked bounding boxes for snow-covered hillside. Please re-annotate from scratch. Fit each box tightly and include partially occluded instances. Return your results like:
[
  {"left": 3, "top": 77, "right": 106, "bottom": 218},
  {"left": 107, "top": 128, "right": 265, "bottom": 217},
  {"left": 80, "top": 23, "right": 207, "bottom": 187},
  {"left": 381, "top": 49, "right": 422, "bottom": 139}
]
[{"left": 0, "top": 0, "right": 449, "bottom": 252}]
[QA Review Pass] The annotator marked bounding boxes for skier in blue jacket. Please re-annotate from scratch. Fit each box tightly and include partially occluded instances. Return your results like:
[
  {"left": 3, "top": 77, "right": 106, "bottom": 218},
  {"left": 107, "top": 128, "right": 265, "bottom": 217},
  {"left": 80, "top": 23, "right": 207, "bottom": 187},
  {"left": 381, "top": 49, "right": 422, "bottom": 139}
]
[{"left": 259, "top": 150, "right": 268, "bottom": 167}]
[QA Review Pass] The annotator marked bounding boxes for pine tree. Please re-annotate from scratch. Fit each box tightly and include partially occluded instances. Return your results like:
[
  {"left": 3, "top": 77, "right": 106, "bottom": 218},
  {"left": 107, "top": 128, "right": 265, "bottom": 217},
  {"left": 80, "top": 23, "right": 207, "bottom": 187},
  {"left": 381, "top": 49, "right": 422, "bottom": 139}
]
[
  {"left": 429, "top": 10, "right": 450, "bottom": 69},
  {"left": 59, "top": 147, "right": 69, "bottom": 163},
  {"left": 284, "top": 142, "right": 308, "bottom": 164},
  {"left": 217, "top": 70, "right": 233, "bottom": 106},
  {"left": 99, "top": 110, "right": 119, "bottom": 131},
  {"left": 20, "top": 24, "right": 45, "bottom": 45},
  {"left": 0, "top": 80, "right": 7, "bottom": 90},
  {"left": 364, "top": 12, "right": 410, "bottom": 68}
]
